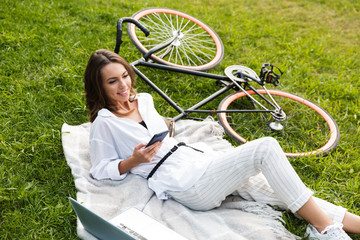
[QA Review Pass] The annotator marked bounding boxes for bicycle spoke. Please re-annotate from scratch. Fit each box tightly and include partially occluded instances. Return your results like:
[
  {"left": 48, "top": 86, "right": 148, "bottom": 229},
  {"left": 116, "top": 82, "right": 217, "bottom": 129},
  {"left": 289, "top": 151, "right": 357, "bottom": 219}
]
[
  {"left": 139, "top": 13, "right": 217, "bottom": 65},
  {"left": 141, "top": 15, "right": 173, "bottom": 36},
  {"left": 163, "top": 12, "right": 176, "bottom": 32},
  {"left": 182, "top": 39, "right": 216, "bottom": 56},
  {"left": 181, "top": 40, "right": 215, "bottom": 62},
  {"left": 182, "top": 34, "right": 217, "bottom": 48},
  {"left": 129, "top": 8, "right": 224, "bottom": 70},
  {"left": 179, "top": 43, "right": 208, "bottom": 65},
  {"left": 151, "top": 13, "right": 175, "bottom": 32},
  {"left": 182, "top": 25, "right": 207, "bottom": 37},
  {"left": 166, "top": 45, "right": 175, "bottom": 62},
  {"left": 178, "top": 44, "right": 198, "bottom": 66},
  {"left": 175, "top": 46, "right": 184, "bottom": 66},
  {"left": 178, "top": 18, "right": 192, "bottom": 33}
]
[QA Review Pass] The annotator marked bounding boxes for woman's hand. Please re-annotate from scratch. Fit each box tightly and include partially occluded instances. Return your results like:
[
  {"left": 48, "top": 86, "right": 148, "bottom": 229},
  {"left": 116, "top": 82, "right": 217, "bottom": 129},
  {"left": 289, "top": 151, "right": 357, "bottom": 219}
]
[
  {"left": 132, "top": 142, "right": 163, "bottom": 164},
  {"left": 118, "top": 141, "right": 162, "bottom": 175}
]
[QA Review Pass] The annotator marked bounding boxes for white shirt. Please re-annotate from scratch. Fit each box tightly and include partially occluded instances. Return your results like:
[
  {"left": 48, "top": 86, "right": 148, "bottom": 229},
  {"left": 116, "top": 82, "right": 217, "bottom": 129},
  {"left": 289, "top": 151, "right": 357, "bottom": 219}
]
[{"left": 89, "top": 93, "right": 214, "bottom": 199}]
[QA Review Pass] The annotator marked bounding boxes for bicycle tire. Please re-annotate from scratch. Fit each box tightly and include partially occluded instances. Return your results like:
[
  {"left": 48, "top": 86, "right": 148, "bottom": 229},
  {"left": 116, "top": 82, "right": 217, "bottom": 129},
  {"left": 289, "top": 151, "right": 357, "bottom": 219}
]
[
  {"left": 128, "top": 8, "right": 224, "bottom": 71},
  {"left": 217, "top": 89, "right": 340, "bottom": 157}
]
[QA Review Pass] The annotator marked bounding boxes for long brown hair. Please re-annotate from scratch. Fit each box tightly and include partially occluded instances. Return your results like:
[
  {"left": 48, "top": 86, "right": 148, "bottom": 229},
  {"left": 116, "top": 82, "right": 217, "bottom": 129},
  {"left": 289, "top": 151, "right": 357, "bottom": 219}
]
[{"left": 84, "top": 49, "right": 137, "bottom": 122}]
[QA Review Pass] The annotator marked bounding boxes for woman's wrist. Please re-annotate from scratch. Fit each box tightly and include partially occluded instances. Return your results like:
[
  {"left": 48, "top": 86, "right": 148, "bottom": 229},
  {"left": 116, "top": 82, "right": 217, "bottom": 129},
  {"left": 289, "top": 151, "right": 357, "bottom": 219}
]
[{"left": 118, "top": 156, "right": 139, "bottom": 175}]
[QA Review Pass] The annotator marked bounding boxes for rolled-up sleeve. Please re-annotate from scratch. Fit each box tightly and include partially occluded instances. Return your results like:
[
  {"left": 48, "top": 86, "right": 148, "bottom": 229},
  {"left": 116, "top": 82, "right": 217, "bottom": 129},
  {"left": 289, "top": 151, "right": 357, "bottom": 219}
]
[{"left": 89, "top": 138, "right": 128, "bottom": 180}]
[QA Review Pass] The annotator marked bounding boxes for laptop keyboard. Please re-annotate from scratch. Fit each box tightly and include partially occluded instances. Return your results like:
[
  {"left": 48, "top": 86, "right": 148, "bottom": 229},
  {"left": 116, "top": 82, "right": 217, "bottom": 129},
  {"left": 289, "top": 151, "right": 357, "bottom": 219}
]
[{"left": 118, "top": 223, "right": 148, "bottom": 240}]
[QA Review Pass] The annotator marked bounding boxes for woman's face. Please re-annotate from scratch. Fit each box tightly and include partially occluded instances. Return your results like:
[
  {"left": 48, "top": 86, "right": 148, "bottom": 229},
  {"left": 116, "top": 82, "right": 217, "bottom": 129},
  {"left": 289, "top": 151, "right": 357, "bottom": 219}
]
[{"left": 101, "top": 62, "right": 132, "bottom": 105}]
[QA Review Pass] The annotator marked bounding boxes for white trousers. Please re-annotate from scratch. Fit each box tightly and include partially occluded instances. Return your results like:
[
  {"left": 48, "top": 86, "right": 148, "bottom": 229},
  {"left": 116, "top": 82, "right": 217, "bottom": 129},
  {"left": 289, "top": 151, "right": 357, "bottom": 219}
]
[{"left": 168, "top": 137, "right": 346, "bottom": 223}]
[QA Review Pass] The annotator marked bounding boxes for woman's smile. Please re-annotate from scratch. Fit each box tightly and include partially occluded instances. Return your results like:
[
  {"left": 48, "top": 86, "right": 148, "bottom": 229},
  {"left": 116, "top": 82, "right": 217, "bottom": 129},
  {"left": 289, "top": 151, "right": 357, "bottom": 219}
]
[{"left": 118, "top": 89, "right": 129, "bottom": 96}]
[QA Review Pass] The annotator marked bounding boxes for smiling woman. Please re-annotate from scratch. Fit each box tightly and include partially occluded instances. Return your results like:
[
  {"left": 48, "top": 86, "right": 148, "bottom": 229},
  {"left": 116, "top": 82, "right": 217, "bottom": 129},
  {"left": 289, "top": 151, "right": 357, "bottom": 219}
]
[
  {"left": 84, "top": 49, "right": 138, "bottom": 122},
  {"left": 2, "top": 0, "right": 360, "bottom": 239},
  {"left": 83, "top": 49, "right": 360, "bottom": 240}
]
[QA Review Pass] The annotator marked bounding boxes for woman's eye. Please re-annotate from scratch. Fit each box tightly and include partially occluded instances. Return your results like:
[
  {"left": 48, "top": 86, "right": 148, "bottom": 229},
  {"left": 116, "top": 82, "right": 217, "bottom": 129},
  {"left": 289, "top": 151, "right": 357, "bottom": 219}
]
[
  {"left": 109, "top": 80, "right": 116, "bottom": 84},
  {"left": 123, "top": 74, "right": 129, "bottom": 78}
]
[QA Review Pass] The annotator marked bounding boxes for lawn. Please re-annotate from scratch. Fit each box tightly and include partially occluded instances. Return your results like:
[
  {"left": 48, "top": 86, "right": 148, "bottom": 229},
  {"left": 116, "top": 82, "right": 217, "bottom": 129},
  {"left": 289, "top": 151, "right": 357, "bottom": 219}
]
[{"left": 0, "top": 0, "right": 359, "bottom": 239}]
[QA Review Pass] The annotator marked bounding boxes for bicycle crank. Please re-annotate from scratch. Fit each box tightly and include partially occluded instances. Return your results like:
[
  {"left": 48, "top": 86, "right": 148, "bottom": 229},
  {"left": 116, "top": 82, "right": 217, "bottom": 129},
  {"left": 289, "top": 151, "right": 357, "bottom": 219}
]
[{"left": 269, "top": 108, "right": 286, "bottom": 131}]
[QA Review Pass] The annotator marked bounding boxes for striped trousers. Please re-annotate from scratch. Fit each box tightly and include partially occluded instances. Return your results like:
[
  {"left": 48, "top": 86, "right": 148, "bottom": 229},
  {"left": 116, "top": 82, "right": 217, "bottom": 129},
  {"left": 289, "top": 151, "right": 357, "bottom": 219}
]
[{"left": 168, "top": 137, "right": 346, "bottom": 223}]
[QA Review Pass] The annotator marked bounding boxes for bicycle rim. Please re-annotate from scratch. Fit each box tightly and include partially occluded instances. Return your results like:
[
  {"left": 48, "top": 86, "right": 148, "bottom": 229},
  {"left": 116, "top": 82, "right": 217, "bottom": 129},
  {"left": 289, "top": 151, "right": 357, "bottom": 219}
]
[
  {"left": 128, "top": 8, "right": 224, "bottom": 71},
  {"left": 217, "top": 89, "right": 340, "bottom": 157}
]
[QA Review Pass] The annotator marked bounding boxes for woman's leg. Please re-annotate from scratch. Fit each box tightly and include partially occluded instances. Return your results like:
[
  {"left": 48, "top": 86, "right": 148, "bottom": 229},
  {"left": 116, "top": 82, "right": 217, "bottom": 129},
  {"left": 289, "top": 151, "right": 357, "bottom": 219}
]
[
  {"left": 169, "top": 137, "right": 312, "bottom": 211},
  {"left": 296, "top": 198, "right": 334, "bottom": 231},
  {"left": 309, "top": 197, "right": 360, "bottom": 233},
  {"left": 169, "top": 137, "right": 355, "bottom": 233},
  {"left": 238, "top": 176, "right": 359, "bottom": 234},
  {"left": 238, "top": 181, "right": 358, "bottom": 232},
  {"left": 227, "top": 137, "right": 351, "bottom": 233},
  {"left": 342, "top": 212, "right": 360, "bottom": 234},
  {"left": 231, "top": 137, "right": 350, "bottom": 233},
  {"left": 168, "top": 137, "right": 285, "bottom": 210}
]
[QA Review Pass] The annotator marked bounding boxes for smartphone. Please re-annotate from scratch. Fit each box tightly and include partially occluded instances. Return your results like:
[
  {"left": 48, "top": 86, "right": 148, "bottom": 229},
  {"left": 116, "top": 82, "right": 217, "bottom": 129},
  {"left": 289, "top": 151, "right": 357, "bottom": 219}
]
[{"left": 145, "top": 130, "right": 169, "bottom": 148}]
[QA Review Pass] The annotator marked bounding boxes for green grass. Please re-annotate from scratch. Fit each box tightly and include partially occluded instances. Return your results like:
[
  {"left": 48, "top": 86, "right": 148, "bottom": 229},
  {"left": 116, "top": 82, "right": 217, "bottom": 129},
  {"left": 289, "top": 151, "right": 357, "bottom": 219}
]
[{"left": 1, "top": 0, "right": 359, "bottom": 239}]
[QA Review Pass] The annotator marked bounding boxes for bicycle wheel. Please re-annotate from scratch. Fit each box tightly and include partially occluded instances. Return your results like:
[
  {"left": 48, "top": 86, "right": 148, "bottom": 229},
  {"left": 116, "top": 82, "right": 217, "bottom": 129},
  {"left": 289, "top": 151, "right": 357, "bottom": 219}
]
[
  {"left": 128, "top": 8, "right": 224, "bottom": 71},
  {"left": 217, "top": 89, "right": 340, "bottom": 157}
]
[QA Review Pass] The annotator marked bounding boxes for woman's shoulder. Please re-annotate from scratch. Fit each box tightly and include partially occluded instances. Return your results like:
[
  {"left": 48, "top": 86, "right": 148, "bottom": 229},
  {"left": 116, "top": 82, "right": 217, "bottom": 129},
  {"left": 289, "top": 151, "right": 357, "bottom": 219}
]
[
  {"left": 90, "top": 109, "right": 117, "bottom": 137},
  {"left": 97, "top": 108, "right": 113, "bottom": 117},
  {"left": 92, "top": 108, "right": 115, "bottom": 126}
]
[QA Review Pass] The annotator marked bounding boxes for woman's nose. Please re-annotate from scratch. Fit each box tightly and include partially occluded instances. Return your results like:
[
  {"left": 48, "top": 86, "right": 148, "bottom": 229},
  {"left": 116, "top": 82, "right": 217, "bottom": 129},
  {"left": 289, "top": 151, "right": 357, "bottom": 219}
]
[{"left": 118, "top": 80, "right": 126, "bottom": 88}]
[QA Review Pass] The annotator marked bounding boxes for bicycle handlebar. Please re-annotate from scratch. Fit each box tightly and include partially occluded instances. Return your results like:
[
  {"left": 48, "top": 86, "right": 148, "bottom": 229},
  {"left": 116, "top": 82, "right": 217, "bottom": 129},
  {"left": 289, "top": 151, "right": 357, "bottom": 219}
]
[{"left": 114, "top": 17, "right": 150, "bottom": 54}]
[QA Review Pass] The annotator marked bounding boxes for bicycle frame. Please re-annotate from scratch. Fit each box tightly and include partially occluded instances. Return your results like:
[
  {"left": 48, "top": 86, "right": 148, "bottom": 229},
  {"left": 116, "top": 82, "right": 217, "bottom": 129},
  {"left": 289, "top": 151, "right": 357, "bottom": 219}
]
[
  {"left": 117, "top": 17, "right": 282, "bottom": 122},
  {"left": 131, "top": 59, "right": 276, "bottom": 121},
  {"left": 110, "top": 14, "right": 340, "bottom": 157}
]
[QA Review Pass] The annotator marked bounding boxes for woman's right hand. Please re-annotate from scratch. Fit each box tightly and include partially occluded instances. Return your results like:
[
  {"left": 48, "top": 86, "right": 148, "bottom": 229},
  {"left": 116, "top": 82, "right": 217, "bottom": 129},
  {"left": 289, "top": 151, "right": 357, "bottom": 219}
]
[
  {"left": 118, "top": 142, "right": 162, "bottom": 175},
  {"left": 132, "top": 141, "right": 163, "bottom": 164}
]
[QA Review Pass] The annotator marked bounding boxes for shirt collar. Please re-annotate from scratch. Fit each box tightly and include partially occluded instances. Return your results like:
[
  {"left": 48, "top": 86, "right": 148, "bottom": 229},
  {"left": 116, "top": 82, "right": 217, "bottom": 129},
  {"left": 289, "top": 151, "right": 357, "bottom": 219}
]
[{"left": 97, "top": 94, "right": 142, "bottom": 118}]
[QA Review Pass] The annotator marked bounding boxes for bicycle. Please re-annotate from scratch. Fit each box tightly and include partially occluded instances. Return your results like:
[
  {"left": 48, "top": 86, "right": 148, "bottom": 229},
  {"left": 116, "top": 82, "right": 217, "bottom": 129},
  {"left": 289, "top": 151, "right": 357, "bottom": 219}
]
[{"left": 114, "top": 7, "right": 340, "bottom": 158}]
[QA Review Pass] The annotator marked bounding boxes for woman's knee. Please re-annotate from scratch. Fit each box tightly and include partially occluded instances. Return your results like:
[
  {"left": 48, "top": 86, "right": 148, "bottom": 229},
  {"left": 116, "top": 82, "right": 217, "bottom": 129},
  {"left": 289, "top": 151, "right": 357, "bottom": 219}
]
[
  {"left": 249, "top": 137, "right": 286, "bottom": 168},
  {"left": 257, "top": 137, "right": 283, "bottom": 154},
  {"left": 261, "top": 136, "right": 280, "bottom": 146},
  {"left": 246, "top": 136, "right": 280, "bottom": 149}
]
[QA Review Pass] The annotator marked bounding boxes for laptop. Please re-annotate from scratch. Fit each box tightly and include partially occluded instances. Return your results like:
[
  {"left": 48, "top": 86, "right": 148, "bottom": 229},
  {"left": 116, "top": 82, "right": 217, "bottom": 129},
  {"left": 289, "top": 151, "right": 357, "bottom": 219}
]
[{"left": 68, "top": 197, "right": 188, "bottom": 240}]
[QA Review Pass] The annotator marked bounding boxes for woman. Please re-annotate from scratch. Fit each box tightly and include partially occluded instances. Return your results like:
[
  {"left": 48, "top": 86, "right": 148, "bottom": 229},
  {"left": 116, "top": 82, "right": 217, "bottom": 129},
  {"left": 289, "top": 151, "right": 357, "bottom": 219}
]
[{"left": 84, "top": 49, "right": 359, "bottom": 239}]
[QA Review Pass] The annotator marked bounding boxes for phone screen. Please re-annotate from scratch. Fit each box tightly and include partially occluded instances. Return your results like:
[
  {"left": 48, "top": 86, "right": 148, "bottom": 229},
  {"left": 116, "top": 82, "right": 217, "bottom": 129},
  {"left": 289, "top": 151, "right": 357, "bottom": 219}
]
[{"left": 145, "top": 130, "right": 169, "bottom": 148}]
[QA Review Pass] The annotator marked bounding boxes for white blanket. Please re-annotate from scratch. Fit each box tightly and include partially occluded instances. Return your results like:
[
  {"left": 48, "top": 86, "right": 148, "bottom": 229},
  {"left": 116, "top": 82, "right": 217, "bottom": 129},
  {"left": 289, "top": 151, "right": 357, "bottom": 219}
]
[{"left": 61, "top": 117, "right": 300, "bottom": 240}]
